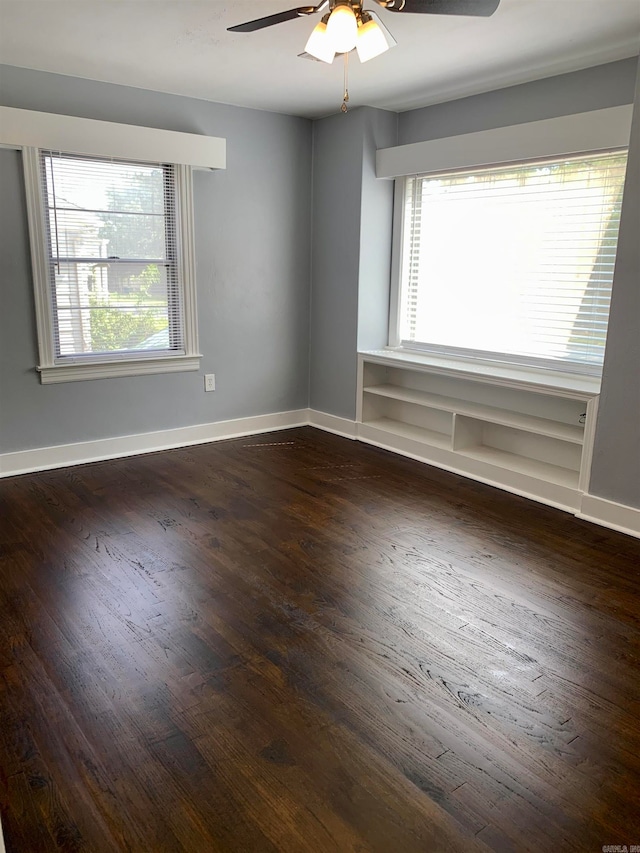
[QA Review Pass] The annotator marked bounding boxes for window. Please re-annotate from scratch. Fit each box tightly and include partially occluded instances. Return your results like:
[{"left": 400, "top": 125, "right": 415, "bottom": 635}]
[
  {"left": 392, "top": 149, "right": 628, "bottom": 375},
  {"left": 24, "top": 148, "right": 200, "bottom": 383}
]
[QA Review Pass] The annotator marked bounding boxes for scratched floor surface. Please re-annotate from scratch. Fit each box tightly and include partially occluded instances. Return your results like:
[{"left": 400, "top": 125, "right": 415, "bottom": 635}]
[{"left": 1, "top": 426, "right": 639, "bottom": 851}]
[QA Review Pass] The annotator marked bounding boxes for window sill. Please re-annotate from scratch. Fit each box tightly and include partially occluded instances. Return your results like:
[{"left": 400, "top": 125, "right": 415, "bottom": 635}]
[
  {"left": 37, "top": 354, "right": 202, "bottom": 385},
  {"left": 360, "top": 348, "right": 601, "bottom": 397}
]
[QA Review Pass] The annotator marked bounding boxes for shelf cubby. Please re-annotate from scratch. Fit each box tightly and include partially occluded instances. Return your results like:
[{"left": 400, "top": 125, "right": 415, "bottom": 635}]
[
  {"left": 357, "top": 352, "right": 600, "bottom": 511},
  {"left": 453, "top": 415, "right": 582, "bottom": 488}
]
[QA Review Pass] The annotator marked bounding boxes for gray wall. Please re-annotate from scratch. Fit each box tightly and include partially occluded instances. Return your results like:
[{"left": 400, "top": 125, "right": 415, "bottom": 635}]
[
  {"left": 0, "top": 66, "right": 312, "bottom": 453},
  {"left": 309, "top": 106, "right": 396, "bottom": 419},
  {"left": 357, "top": 109, "right": 398, "bottom": 352},
  {"left": 589, "top": 62, "right": 640, "bottom": 509},
  {"left": 309, "top": 109, "right": 364, "bottom": 419},
  {"left": 398, "top": 58, "right": 639, "bottom": 143}
]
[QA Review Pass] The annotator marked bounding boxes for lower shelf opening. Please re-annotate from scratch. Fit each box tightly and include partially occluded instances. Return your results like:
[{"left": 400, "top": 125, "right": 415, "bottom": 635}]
[
  {"left": 362, "top": 418, "right": 451, "bottom": 450},
  {"left": 458, "top": 445, "right": 580, "bottom": 488}
]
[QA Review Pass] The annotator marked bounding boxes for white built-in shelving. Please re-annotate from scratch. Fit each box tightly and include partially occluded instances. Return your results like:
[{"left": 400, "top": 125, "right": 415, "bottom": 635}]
[{"left": 357, "top": 350, "right": 601, "bottom": 511}]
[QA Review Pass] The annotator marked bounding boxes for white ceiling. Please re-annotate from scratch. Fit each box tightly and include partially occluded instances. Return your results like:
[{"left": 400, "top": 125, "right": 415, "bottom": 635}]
[{"left": 0, "top": 0, "right": 639, "bottom": 118}]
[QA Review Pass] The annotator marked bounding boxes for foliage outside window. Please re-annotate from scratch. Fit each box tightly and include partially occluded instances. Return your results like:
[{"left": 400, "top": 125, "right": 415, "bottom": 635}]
[
  {"left": 24, "top": 148, "right": 199, "bottom": 383},
  {"left": 43, "top": 152, "right": 179, "bottom": 357}
]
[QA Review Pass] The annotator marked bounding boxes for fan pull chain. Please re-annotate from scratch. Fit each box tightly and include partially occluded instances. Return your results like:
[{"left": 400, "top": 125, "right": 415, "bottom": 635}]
[{"left": 341, "top": 51, "right": 349, "bottom": 113}]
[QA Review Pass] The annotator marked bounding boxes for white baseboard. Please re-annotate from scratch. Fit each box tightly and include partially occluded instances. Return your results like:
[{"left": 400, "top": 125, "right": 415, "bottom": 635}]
[
  {"left": 308, "top": 410, "right": 358, "bottom": 439},
  {"left": 3, "top": 409, "right": 639, "bottom": 542},
  {"left": 0, "top": 409, "right": 309, "bottom": 477},
  {"left": 0, "top": 409, "right": 358, "bottom": 478},
  {"left": 577, "top": 494, "right": 640, "bottom": 539}
]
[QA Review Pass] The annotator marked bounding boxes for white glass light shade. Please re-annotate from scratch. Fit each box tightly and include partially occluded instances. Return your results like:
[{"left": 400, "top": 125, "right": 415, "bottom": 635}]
[
  {"left": 356, "top": 18, "right": 390, "bottom": 63},
  {"left": 305, "top": 21, "right": 336, "bottom": 63},
  {"left": 326, "top": 4, "right": 358, "bottom": 54}
]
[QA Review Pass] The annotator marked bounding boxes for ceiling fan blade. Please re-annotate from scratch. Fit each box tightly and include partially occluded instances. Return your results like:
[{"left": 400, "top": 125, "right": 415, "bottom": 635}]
[
  {"left": 228, "top": 9, "right": 310, "bottom": 32},
  {"left": 377, "top": 0, "right": 500, "bottom": 17},
  {"left": 228, "top": 2, "right": 327, "bottom": 33}
]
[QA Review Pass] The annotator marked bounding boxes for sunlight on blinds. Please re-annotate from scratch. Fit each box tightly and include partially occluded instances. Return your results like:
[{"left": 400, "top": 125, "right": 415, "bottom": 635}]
[
  {"left": 399, "top": 150, "right": 628, "bottom": 374},
  {"left": 41, "top": 152, "right": 183, "bottom": 359}
]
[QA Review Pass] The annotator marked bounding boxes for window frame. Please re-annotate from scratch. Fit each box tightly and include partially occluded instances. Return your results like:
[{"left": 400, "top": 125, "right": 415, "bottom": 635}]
[
  {"left": 388, "top": 149, "right": 628, "bottom": 377},
  {"left": 23, "top": 146, "right": 201, "bottom": 384},
  {"left": 383, "top": 106, "right": 633, "bottom": 381}
]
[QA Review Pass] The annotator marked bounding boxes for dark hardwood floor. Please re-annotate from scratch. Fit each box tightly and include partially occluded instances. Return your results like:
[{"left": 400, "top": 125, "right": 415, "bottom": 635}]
[{"left": 1, "top": 426, "right": 639, "bottom": 852}]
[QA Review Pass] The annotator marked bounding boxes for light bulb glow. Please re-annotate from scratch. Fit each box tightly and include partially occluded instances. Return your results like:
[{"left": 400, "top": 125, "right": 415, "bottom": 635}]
[
  {"left": 326, "top": 4, "right": 358, "bottom": 54},
  {"left": 305, "top": 20, "right": 336, "bottom": 63},
  {"left": 356, "top": 18, "right": 389, "bottom": 63}
]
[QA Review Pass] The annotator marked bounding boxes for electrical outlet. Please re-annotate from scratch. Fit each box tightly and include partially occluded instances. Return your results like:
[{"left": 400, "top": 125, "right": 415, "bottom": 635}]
[{"left": 204, "top": 373, "right": 215, "bottom": 392}]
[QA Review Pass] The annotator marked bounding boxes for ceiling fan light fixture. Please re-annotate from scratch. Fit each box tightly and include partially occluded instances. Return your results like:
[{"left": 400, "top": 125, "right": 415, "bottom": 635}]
[
  {"left": 355, "top": 16, "right": 390, "bottom": 63},
  {"left": 326, "top": 3, "right": 359, "bottom": 53},
  {"left": 304, "top": 19, "right": 336, "bottom": 63}
]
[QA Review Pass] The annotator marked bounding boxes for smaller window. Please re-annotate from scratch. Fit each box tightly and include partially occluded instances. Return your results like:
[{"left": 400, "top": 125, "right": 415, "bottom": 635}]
[
  {"left": 392, "top": 149, "right": 628, "bottom": 375},
  {"left": 24, "top": 148, "right": 200, "bottom": 383}
]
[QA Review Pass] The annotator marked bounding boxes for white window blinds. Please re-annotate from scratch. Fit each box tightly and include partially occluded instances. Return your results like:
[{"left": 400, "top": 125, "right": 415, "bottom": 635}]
[
  {"left": 41, "top": 152, "right": 184, "bottom": 360},
  {"left": 398, "top": 149, "right": 628, "bottom": 374}
]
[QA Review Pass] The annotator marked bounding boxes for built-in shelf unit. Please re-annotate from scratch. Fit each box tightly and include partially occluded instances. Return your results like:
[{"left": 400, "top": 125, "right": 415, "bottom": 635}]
[{"left": 357, "top": 350, "right": 601, "bottom": 511}]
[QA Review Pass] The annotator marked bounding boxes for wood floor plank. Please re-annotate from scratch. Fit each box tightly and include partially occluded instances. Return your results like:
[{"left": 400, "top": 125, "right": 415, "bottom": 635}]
[{"left": 1, "top": 427, "right": 639, "bottom": 851}]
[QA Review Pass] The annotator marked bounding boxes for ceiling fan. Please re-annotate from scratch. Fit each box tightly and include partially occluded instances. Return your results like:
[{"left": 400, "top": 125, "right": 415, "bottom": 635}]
[{"left": 228, "top": 0, "right": 500, "bottom": 65}]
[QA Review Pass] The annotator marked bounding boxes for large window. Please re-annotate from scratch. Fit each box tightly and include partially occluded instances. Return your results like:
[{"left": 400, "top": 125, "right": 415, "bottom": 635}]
[
  {"left": 24, "top": 148, "right": 200, "bottom": 383},
  {"left": 393, "top": 149, "right": 628, "bottom": 375}
]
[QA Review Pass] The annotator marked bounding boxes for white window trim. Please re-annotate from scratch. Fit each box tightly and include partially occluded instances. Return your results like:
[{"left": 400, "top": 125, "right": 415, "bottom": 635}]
[
  {"left": 22, "top": 147, "right": 202, "bottom": 384},
  {"left": 386, "top": 107, "right": 634, "bottom": 378},
  {"left": 1, "top": 106, "right": 226, "bottom": 170},
  {"left": 388, "top": 177, "right": 405, "bottom": 350},
  {"left": 376, "top": 105, "right": 633, "bottom": 179}
]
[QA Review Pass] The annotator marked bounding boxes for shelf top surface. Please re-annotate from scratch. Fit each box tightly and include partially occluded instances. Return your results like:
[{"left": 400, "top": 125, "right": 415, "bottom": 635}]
[{"left": 359, "top": 349, "right": 601, "bottom": 398}]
